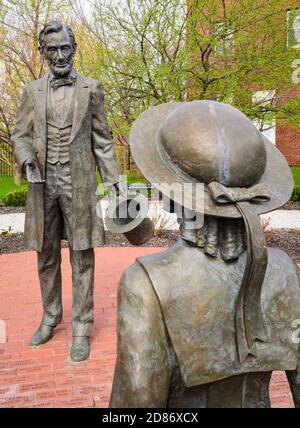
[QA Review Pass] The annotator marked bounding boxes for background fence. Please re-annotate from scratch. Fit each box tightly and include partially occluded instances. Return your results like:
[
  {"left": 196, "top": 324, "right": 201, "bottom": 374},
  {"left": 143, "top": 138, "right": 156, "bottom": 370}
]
[
  {"left": 0, "top": 141, "right": 14, "bottom": 177},
  {"left": 0, "top": 142, "right": 139, "bottom": 178}
]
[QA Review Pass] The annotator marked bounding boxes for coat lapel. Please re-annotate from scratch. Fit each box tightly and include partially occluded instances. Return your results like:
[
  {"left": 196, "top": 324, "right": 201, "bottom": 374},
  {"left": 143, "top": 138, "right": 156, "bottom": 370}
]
[
  {"left": 35, "top": 75, "right": 48, "bottom": 144},
  {"left": 33, "top": 71, "right": 90, "bottom": 144},
  {"left": 70, "top": 72, "right": 90, "bottom": 143}
]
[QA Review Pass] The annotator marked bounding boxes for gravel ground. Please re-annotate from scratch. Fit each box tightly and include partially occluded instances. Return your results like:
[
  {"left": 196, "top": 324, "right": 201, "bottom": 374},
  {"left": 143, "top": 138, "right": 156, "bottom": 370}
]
[
  {"left": 0, "top": 206, "right": 26, "bottom": 214},
  {"left": 1, "top": 229, "right": 299, "bottom": 264}
]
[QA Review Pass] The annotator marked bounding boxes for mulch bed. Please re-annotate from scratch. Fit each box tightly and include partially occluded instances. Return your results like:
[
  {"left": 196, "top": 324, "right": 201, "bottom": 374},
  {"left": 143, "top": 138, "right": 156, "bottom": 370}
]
[
  {"left": 0, "top": 231, "right": 179, "bottom": 255},
  {"left": 0, "top": 233, "right": 28, "bottom": 254},
  {"left": 0, "top": 200, "right": 299, "bottom": 215},
  {"left": 103, "top": 230, "right": 180, "bottom": 248},
  {"left": 1, "top": 229, "right": 299, "bottom": 264},
  {"left": 0, "top": 201, "right": 299, "bottom": 260},
  {"left": 0, "top": 206, "right": 26, "bottom": 214},
  {"left": 282, "top": 201, "right": 300, "bottom": 210},
  {"left": 264, "top": 229, "right": 300, "bottom": 264}
]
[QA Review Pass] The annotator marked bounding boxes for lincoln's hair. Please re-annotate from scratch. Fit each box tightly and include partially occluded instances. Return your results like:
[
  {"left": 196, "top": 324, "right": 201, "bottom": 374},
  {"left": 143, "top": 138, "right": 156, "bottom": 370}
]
[{"left": 38, "top": 21, "right": 76, "bottom": 51}]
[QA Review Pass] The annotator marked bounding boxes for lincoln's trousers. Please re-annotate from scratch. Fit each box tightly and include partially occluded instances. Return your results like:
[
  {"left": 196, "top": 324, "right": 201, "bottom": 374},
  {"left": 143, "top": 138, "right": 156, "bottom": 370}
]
[{"left": 38, "top": 162, "right": 95, "bottom": 337}]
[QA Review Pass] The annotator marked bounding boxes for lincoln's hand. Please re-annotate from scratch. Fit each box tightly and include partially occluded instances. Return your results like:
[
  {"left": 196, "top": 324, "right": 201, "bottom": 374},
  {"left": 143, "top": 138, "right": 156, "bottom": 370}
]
[{"left": 25, "top": 160, "right": 44, "bottom": 183}]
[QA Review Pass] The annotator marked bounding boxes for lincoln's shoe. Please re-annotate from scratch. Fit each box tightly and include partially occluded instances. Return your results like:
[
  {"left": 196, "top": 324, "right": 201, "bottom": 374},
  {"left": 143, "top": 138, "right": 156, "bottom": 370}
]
[
  {"left": 11, "top": 21, "right": 122, "bottom": 360},
  {"left": 29, "top": 324, "right": 54, "bottom": 346},
  {"left": 70, "top": 336, "right": 90, "bottom": 362}
]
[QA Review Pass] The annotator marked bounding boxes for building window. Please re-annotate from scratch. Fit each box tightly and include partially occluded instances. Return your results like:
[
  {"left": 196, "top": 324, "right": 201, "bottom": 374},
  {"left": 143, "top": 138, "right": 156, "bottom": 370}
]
[{"left": 287, "top": 9, "right": 300, "bottom": 48}]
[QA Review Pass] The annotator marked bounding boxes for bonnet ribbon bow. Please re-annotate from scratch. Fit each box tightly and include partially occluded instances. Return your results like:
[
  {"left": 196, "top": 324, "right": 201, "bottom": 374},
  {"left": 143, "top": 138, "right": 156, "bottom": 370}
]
[{"left": 208, "top": 181, "right": 270, "bottom": 363}]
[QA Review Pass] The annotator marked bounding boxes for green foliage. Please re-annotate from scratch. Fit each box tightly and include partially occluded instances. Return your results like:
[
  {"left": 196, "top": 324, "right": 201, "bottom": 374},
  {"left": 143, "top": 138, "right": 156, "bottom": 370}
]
[
  {"left": 186, "top": 0, "right": 300, "bottom": 132},
  {"left": 2, "top": 188, "right": 28, "bottom": 206},
  {"left": 69, "top": 0, "right": 300, "bottom": 169},
  {"left": 291, "top": 167, "right": 300, "bottom": 186},
  {"left": 0, "top": 0, "right": 70, "bottom": 175},
  {"left": 0, "top": 177, "right": 28, "bottom": 201},
  {"left": 2, "top": 0, "right": 300, "bottom": 176},
  {"left": 126, "top": 172, "right": 148, "bottom": 185},
  {"left": 290, "top": 168, "right": 300, "bottom": 201},
  {"left": 1, "top": 226, "right": 13, "bottom": 236},
  {"left": 291, "top": 185, "right": 300, "bottom": 201}
]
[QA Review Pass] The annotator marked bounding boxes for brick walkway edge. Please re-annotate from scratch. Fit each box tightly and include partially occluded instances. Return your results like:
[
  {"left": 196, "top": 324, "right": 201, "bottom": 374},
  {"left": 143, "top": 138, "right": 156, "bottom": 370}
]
[{"left": 0, "top": 248, "right": 295, "bottom": 408}]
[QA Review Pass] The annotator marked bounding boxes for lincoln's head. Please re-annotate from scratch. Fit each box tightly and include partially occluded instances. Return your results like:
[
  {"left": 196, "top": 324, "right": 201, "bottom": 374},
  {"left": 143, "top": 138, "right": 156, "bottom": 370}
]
[{"left": 39, "top": 21, "right": 76, "bottom": 78}]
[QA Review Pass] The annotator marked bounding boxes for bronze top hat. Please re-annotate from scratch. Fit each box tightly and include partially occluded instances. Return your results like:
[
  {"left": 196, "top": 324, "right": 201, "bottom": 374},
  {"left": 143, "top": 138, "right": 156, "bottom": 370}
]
[{"left": 105, "top": 193, "right": 154, "bottom": 246}]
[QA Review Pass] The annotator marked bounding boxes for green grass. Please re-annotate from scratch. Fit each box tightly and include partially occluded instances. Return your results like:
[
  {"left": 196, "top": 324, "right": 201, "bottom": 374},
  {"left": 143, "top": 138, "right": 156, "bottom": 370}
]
[
  {"left": 2, "top": 168, "right": 297, "bottom": 201},
  {"left": 0, "top": 173, "right": 147, "bottom": 202},
  {"left": 95, "top": 172, "right": 148, "bottom": 196},
  {"left": 122, "top": 172, "right": 148, "bottom": 185},
  {"left": 0, "top": 177, "right": 28, "bottom": 201},
  {"left": 291, "top": 167, "right": 300, "bottom": 186},
  {"left": 96, "top": 171, "right": 148, "bottom": 186}
]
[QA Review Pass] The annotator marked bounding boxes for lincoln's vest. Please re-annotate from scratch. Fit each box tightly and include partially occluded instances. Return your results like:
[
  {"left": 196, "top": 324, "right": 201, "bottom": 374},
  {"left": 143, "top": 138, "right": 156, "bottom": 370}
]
[
  {"left": 137, "top": 240, "right": 300, "bottom": 387},
  {"left": 46, "top": 87, "right": 75, "bottom": 164}
]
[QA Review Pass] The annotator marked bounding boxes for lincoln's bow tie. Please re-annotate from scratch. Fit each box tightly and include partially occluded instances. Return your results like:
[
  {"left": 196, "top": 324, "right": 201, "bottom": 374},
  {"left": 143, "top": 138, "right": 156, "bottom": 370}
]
[{"left": 50, "top": 75, "right": 76, "bottom": 90}]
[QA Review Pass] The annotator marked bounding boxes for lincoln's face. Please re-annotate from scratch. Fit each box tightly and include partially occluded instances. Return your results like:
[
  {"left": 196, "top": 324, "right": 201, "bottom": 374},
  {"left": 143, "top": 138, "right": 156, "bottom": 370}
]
[{"left": 42, "top": 30, "right": 75, "bottom": 78}]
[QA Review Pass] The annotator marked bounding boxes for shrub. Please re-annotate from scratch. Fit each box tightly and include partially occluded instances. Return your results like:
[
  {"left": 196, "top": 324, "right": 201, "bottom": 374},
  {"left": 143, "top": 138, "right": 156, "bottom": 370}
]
[
  {"left": 291, "top": 185, "right": 300, "bottom": 201},
  {"left": 2, "top": 188, "right": 28, "bottom": 206}
]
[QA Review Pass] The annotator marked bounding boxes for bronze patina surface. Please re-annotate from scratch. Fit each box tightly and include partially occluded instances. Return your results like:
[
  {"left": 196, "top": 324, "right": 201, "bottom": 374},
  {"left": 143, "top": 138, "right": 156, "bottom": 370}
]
[
  {"left": 110, "top": 239, "right": 300, "bottom": 407},
  {"left": 12, "top": 21, "right": 121, "bottom": 361},
  {"left": 110, "top": 101, "right": 300, "bottom": 408},
  {"left": 129, "top": 101, "right": 293, "bottom": 217}
]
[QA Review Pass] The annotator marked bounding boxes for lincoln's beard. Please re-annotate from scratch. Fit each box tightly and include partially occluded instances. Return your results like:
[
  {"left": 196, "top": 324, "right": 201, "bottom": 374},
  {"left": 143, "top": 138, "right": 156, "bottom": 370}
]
[{"left": 49, "top": 60, "right": 73, "bottom": 78}]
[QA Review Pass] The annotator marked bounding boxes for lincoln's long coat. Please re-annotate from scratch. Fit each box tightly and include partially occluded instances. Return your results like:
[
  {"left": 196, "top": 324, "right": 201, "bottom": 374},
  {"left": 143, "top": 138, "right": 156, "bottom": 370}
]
[{"left": 11, "top": 71, "right": 120, "bottom": 251}]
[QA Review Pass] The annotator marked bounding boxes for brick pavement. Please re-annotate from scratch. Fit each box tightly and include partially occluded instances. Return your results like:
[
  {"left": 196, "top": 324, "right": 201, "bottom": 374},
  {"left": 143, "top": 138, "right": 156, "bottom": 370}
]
[{"left": 0, "top": 248, "right": 296, "bottom": 408}]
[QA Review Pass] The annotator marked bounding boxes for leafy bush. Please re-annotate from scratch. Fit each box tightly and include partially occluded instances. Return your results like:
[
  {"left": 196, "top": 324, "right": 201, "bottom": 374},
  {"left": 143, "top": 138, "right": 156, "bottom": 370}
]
[
  {"left": 291, "top": 167, "right": 300, "bottom": 187},
  {"left": 0, "top": 177, "right": 28, "bottom": 201},
  {"left": 291, "top": 185, "right": 300, "bottom": 201},
  {"left": 2, "top": 188, "right": 28, "bottom": 206}
]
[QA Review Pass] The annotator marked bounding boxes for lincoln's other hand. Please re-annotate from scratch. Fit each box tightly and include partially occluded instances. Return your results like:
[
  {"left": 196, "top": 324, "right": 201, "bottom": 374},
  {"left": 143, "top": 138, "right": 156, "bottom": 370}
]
[{"left": 25, "top": 160, "right": 44, "bottom": 183}]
